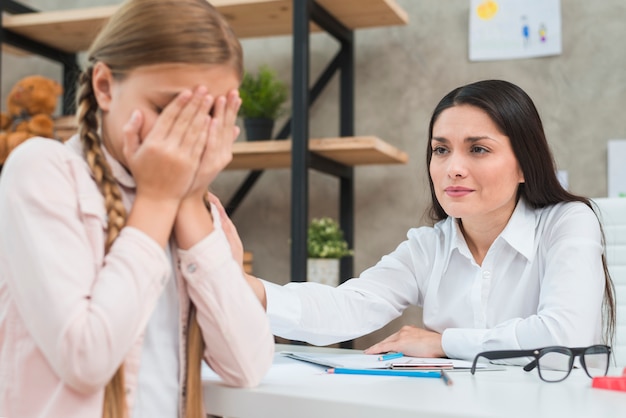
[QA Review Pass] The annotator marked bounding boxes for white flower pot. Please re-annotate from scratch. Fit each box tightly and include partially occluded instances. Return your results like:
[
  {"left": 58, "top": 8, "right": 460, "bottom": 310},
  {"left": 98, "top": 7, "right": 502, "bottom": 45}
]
[{"left": 307, "top": 258, "right": 340, "bottom": 287}]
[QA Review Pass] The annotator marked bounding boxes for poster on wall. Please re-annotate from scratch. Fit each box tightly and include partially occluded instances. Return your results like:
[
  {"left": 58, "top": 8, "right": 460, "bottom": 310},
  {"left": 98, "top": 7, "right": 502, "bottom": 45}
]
[{"left": 469, "top": 0, "right": 562, "bottom": 61}]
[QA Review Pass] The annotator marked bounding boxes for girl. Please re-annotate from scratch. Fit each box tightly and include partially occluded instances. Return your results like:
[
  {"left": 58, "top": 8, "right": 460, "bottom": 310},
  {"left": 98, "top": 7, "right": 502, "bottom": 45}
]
[
  {"left": 0, "top": 1, "right": 273, "bottom": 417},
  {"left": 243, "top": 79, "right": 615, "bottom": 361}
]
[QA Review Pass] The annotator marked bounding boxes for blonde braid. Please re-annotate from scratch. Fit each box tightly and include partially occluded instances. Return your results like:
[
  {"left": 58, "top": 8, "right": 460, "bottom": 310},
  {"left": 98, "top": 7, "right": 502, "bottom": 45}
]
[
  {"left": 77, "top": 68, "right": 127, "bottom": 253},
  {"left": 76, "top": 68, "right": 128, "bottom": 418}
]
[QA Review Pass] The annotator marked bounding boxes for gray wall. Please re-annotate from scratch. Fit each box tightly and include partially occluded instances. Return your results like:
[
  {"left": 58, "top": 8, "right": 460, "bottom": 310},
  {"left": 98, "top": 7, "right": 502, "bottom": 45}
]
[{"left": 3, "top": 0, "right": 624, "bottom": 349}]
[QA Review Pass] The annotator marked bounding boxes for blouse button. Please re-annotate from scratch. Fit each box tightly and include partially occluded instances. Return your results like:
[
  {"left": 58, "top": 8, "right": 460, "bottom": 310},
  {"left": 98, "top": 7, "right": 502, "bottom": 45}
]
[{"left": 187, "top": 263, "right": 197, "bottom": 273}]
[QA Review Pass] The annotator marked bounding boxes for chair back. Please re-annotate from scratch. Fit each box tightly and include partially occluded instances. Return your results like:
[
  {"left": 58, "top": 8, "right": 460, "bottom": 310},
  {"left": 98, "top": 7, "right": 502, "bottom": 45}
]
[{"left": 592, "top": 198, "right": 626, "bottom": 366}]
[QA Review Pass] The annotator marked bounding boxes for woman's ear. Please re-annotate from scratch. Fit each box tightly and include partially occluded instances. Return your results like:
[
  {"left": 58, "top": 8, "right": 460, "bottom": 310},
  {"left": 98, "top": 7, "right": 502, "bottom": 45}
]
[{"left": 92, "top": 62, "right": 114, "bottom": 112}]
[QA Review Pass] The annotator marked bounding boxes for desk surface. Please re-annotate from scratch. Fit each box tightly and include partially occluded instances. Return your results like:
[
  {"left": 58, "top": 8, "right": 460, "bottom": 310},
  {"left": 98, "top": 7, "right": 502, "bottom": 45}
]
[{"left": 202, "top": 344, "right": 626, "bottom": 418}]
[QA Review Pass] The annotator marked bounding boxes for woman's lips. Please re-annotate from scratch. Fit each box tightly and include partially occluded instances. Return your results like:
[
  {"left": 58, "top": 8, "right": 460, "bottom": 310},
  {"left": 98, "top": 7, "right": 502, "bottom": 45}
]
[{"left": 444, "top": 186, "right": 474, "bottom": 197}]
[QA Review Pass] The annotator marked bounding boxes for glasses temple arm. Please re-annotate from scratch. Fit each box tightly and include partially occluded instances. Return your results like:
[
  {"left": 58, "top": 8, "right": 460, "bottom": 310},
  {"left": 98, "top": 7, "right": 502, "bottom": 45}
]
[{"left": 471, "top": 349, "right": 537, "bottom": 374}]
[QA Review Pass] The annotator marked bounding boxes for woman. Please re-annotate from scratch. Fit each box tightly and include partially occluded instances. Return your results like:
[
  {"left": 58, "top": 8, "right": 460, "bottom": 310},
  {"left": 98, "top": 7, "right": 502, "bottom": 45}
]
[
  {"left": 0, "top": 1, "right": 273, "bottom": 417},
  {"left": 243, "top": 79, "right": 615, "bottom": 361}
]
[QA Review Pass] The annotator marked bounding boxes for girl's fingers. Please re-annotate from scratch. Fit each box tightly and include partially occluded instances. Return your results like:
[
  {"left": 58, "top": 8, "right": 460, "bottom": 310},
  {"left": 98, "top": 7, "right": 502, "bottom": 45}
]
[
  {"left": 148, "top": 89, "right": 193, "bottom": 142},
  {"left": 168, "top": 86, "right": 209, "bottom": 147},
  {"left": 223, "top": 89, "right": 241, "bottom": 128},
  {"left": 122, "top": 110, "right": 143, "bottom": 159},
  {"left": 211, "top": 95, "right": 227, "bottom": 131},
  {"left": 183, "top": 94, "right": 214, "bottom": 157},
  {"left": 188, "top": 115, "right": 211, "bottom": 162}
]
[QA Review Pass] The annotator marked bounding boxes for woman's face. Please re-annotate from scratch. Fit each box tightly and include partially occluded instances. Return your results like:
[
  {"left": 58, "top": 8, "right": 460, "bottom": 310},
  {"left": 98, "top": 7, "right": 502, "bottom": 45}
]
[
  {"left": 93, "top": 62, "right": 240, "bottom": 167},
  {"left": 429, "top": 104, "right": 525, "bottom": 225}
]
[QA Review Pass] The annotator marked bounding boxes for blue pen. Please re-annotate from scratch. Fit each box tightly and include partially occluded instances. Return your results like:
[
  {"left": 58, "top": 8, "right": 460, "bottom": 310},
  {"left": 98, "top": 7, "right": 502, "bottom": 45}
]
[
  {"left": 377, "top": 352, "right": 404, "bottom": 361},
  {"left": 327, "top": 368, "right": 441, "bottom": 378}
]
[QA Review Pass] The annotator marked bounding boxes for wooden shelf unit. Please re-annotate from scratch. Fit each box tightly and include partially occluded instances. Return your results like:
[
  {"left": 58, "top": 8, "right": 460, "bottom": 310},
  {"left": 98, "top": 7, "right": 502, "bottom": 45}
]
[
  {"left": 2, "top": 1, "right": 409, "bottom": 298},
  {"left": 54, "top": 116, "right": 408, "bottom": 170},
  {"left": 228, "top": 136, "right": 408, "bottom": 170},
  {"left": 3, "top": 0, "right": 408, "bottom": 53}
]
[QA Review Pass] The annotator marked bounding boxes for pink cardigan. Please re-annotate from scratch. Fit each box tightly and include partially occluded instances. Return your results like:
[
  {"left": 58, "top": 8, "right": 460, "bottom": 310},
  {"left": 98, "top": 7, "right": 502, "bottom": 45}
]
[{"left": 0, "top": 136, "right": 274, "bottom": 418}]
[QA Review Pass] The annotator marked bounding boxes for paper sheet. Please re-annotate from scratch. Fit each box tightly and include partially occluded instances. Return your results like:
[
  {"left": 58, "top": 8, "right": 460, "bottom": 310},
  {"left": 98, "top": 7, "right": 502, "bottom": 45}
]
[
  {"left": 280, "top": 351, "right": 482, "bottom": 370},
  {"left": 469, "top": 0, "right": 562, "bottom": 61}
]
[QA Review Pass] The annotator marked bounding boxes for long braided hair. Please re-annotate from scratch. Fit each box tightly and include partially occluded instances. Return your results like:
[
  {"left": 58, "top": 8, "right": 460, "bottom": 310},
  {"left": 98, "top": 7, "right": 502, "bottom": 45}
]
[{"left": 74, "top": 1, "right": 242, "bottom": 417}]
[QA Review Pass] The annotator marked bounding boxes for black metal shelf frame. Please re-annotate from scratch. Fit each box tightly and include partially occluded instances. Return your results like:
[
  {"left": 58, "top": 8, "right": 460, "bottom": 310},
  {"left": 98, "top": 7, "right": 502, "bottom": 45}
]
[{"left": 226, "top": 0, "right": 355, "bottom": 291}]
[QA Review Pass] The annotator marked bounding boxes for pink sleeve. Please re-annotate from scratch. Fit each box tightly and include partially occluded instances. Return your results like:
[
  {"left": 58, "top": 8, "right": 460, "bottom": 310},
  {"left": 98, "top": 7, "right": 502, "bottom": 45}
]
[
  {"left": 178, "top": 211, "right": 274, "bottom": 388},
  {"left": 0, "top": 140, "right": 170, "bottom": 393}
]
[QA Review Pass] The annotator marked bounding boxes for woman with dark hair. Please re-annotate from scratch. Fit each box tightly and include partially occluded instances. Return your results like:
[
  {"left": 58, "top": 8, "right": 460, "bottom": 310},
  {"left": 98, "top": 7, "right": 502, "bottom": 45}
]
[{"left": 239, "top": 79, "right": 615, "bottom": 361}]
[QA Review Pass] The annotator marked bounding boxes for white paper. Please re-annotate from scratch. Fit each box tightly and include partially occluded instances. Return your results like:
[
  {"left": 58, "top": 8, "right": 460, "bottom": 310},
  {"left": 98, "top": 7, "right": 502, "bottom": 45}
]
[
  {"left": 469, "top": 0, "right": 562, "bottom": 61},
  {"left": 280, "top": 351, "right": 481, "bottom": 370}
]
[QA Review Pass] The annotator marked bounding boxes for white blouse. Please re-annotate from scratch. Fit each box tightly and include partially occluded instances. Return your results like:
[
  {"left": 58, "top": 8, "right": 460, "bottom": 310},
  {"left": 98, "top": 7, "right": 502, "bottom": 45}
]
[{"left": 263, "top": 199, "right": 605, "bottom": 361}]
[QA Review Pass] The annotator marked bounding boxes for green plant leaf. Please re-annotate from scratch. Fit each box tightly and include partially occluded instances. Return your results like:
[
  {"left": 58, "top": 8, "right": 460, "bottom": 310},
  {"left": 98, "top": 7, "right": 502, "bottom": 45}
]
[
  {"left": 239, "top": 65, "right": 288, "bottom": 119},
  {"left": 307, "top": 217, "right": 353, "bottom": 259}
]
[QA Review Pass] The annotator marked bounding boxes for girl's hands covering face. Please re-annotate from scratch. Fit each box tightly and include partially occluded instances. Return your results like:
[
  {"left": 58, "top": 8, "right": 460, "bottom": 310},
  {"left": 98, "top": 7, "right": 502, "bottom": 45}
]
[
  {"left": 184, "top": 89, "right": 241, "bottom": 200},
  {"left": 123, "top": 86, "right": 213, "bottom": 203}
]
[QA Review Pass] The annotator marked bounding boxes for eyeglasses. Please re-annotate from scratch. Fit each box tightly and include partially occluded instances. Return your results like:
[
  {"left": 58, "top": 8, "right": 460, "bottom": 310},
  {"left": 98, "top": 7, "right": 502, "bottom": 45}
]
[{"left": 471, "top": 345, "right": 611, "bottom": 382}]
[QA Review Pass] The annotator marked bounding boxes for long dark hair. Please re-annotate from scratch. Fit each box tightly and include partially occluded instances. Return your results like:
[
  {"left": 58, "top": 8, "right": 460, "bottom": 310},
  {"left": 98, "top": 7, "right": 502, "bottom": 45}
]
[{"left": 425, "top": 79, "right": 615, "bottom": 345}]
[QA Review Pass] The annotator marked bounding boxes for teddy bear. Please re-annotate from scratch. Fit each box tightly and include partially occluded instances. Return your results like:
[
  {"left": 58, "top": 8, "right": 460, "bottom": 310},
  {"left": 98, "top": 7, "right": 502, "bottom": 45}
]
[{"left": 0, "top": 75, "right": 63, "bottom": 165}]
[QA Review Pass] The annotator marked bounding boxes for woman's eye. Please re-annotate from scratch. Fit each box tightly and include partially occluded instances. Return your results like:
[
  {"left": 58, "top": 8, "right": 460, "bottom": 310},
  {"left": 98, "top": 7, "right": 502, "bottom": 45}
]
[
  {"left": 471, "top": 146, "right": 488, "bottom": 154},
  {"left": 432, "top": 146, "right": 448, "bottom": 155}
]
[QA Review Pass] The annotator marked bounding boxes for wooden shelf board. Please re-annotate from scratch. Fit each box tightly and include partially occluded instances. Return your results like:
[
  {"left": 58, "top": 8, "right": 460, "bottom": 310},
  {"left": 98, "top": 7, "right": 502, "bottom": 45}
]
[
  {"left": 3, "top": 0, "right": 408, "bottom": 53},
  {"left": 53, "top": 119, "right": 409, "bottom": 170},
  {"left": 227, "top": 136, "right": 408, "bottom": 170}
]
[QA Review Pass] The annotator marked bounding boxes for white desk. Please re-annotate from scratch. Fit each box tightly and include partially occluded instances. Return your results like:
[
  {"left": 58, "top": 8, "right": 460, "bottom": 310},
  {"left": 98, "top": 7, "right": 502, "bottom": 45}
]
[{"left": 202, "top": 344, "right": 626, "bottom": 418}]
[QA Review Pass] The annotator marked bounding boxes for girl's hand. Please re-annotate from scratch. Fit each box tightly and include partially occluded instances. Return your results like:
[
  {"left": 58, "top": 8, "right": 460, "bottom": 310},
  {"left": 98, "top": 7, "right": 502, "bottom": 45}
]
[
  {"left": 184, "top": 89, "right": 241, "bottom": 200},
  {"left": 363, "top": 325, "right": 445, "bottom": 358},
  {"left": 207, "top": 193, "right": 267, "bottom": 308},
  {"left": 123, "top": 86, "right": 213, "bottom": 204},
  {"left": 171, "top": 91, "right": 240, "bottom": 249}
]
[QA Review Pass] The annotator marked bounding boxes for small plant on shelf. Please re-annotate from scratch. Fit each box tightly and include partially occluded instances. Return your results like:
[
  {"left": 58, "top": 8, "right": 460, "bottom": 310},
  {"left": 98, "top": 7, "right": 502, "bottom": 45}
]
[
  {"left": 307, "top": 217, "right": 353, "bottom": 259},
  {"left": 238, "top": 65, "right": 288, "bottom": 141}
]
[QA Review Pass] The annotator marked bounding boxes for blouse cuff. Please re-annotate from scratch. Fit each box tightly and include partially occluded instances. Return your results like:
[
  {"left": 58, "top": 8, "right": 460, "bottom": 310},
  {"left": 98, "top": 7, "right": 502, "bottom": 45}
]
[
  {"left": 441, "top": 328, "right": 488, "bottom": 361},
  {"left": 177, "top": 226, "right": 233, "bottom": 284},
  {"left": 262, "top": 279, "right": 302, "bottom": 335}
]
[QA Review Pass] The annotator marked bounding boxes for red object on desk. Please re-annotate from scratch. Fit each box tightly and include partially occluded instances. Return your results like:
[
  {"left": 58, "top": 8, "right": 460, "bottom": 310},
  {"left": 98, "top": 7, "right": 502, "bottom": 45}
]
[{"left": 591, "top": 368, "right": 626, "bottom": 392}]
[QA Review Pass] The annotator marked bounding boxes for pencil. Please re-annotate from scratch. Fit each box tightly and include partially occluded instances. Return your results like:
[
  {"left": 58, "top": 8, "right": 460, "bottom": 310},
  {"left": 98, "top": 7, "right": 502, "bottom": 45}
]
[
  {"left": 377, "top": 352, "right": 404, "bottom": 361},
  {"left": 440, "top": 370, "right": 454, "bottom": 386},
  {"left": 326, "top": 368, "right": 441, "bottom": 378}
]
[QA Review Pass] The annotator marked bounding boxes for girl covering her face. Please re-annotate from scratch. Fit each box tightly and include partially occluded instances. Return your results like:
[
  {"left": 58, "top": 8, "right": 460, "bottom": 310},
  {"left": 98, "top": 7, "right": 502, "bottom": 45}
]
[{"left": 0, "top": 1, "right": 274, "bottom": 418}]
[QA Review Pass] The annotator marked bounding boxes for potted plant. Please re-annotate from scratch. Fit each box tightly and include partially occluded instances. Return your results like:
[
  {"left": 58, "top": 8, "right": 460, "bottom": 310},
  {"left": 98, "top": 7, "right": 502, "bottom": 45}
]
[
  {"left": 238, "top": 65, "right": 288, "bottom": 141},
  {"left": 307, "top": 217, "right": 353, "bottom": 286}
]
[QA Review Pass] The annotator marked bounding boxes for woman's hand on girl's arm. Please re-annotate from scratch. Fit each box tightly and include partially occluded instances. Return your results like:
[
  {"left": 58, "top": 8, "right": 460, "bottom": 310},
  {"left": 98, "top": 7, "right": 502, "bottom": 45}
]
[
  {"left": 207, "top": 193, "right": 243, "bottom": 265},
  {"left": 364, "top": 325, "right": 445, "bottom": 358},
  {"left": 207, "top": 193, "right": 267, "bottom": 308}
]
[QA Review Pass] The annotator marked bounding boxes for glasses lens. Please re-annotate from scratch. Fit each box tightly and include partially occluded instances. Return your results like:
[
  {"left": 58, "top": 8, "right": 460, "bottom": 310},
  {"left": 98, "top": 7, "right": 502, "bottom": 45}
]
[
  {"left": 537, "top": 349, "right": 571, "bottom": 382},
  {"left": 583, "top": 346, "right": 609, "bottom": 377}
]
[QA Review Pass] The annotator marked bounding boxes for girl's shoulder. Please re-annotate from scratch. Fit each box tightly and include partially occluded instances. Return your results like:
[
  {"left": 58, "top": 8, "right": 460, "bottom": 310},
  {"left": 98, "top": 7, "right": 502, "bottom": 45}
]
[
  {"left": 1, "top": 136, "right": 89, "bottom": 192},
  {"left": 4, "top": 136, "right": 83, "bottom": 173}
]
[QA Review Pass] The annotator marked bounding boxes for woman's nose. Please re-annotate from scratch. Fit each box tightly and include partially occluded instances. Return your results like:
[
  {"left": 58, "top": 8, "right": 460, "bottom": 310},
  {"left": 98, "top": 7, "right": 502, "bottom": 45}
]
[{"left": 445, "top": 153, "right": 468, "bottom": 178}]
